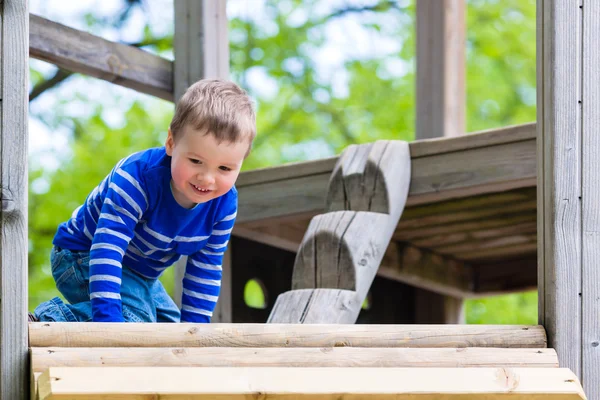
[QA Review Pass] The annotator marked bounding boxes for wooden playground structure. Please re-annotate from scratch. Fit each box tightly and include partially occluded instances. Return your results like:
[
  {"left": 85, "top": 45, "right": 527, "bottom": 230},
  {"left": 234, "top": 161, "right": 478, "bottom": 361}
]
[{"left": 1, "top": 0, "right": 597, "bottom": 398}]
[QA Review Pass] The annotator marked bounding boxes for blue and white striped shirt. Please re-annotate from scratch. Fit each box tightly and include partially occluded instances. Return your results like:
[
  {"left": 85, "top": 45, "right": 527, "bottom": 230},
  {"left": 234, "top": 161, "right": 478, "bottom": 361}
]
[{"left": 53, "top": 147, "right": 237, "bottom": 323}]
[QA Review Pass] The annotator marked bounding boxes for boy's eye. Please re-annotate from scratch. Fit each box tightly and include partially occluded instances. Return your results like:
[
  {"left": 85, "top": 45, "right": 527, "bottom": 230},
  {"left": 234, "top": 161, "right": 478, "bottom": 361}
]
[
  {"left": 219, "top": 166, "right": 232, "bottom": 172},
  {"left": 189, "top": 158, "right": 202, "bottom": 164}
]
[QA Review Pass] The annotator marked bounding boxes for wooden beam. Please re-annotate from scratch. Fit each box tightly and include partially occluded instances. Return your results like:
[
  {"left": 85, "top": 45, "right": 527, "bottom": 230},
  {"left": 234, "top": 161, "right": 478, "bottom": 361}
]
[
  {"left": 1, "top": 1, "right": 29, "bottom": 398},
  {"left": 29, "top": 322, "right": 548, "bottom": 348},
  {"left": 211, "top": 246, "right": 232, "bottom": 322},
  {"left": 29, "top": 14, "right": 173, "bottom": 101},
  {"left": 30, "top": 347, "right": 559, "bottom": 372},
  {"left": 36, "top": 367, "right": 587, "bottom": 400},
  {"left": 268, "top": 141, "right": 411, "bottom": 324},
  {"left": 416, "top": 0, "right": 465, "bottom": 139},
  {"left": 172, "top": 0, "right": 230, "bottom": 309},
  {"left": 173, "top": 0, "right": 229, "bottom": 98},
  {"left": 474, "top": 257, "right": 537, "bottom": 295},
  {"left": 236, "top": 124, "right": 536, "bottom": 224},
  {"left": 380, "top": 243, "right": 473, "bottom": 299},
  {"left": 538, "top": 1, "right": 600, "bottom": 396}
]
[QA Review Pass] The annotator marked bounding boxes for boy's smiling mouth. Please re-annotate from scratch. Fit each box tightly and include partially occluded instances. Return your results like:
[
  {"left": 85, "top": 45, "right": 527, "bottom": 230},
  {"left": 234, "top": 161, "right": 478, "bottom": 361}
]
[{"left": 191, "top": 183, "right": 211, "bottom": 194}]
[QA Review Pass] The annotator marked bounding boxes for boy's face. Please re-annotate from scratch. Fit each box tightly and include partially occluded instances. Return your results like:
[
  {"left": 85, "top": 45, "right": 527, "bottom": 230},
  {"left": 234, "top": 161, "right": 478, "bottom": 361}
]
[{"left": 165, "top": 125, "right": 248, "bottom": 209}]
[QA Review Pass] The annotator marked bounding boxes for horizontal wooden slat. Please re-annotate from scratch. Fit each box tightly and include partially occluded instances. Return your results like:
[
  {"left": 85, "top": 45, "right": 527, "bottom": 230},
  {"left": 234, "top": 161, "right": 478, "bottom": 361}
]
[
  {"left": 29, "top": 14, "right": 173, "bottom": 100},
  {"left": 474, "top": 257, "right": 537, "bottom": 294},
  {"left": 394, "top": 211, "right": 535, "bottom": 241},
  {"left": 409, "top": 122, "right": 535, "bottom": 158},
  {"left": 237, "top": 129, "right": 536, "bottom": 224},
  {"left": 236, "top": 123, "right": 536, "bottom": 188},
  {"left": 379, "top": 243, "right": 474, "bottom": 298},
  {"left": 30, "top": 347, "right": 559, "bottom": 372},
  {"left": 37, "top": 366, "right": 586, "bottom": 399},
  {"left": 29, "top": 323, "right": 547, "bottom": 348}
]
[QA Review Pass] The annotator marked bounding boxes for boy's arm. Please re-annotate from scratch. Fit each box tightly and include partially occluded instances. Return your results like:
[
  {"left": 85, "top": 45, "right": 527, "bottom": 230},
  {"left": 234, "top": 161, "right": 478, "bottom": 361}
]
[
  {"left": 181, "top": 205, "right": 236, "bottom": 323},
  {"left": 89, "top": 165, "right": 148, "bottom": 322}
]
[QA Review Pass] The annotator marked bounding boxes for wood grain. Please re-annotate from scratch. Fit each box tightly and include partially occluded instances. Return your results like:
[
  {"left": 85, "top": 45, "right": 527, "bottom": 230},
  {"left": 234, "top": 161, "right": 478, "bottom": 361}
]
[
  {"left": 29, "top": 14, "right": 173, "bottom": 101},
  {"left": 269, "top": 141, "right": 411, "bottom": 323},
  {"left": 416, "top": 0, "right": 465, "bottom": 139},
  {"left": 236, "top": 130, "right": 536, "bottom": 224},
  {"left": 30, "top": 347, "right": 559, "bottom": 371},
  {"left": 582, "top": 0, "right": 600, "bottom": 396},
  {"left": 1, "top": 1, "right": 29, "bottom": 398},
  {"left": 36, "top": 367, "right": 586, "bottom": 399},
  {"left": 537, "top": 0, "right": 583, "bottom": 384},
  {"left": 29, "top": 322, "right": 548, "bottom": 348}
]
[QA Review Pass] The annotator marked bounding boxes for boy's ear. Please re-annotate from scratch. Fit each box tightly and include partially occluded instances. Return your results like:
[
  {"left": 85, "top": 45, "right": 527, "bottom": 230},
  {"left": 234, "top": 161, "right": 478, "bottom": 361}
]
[{"left": 165, "top": 129, "right": 174, "bottom": 156}]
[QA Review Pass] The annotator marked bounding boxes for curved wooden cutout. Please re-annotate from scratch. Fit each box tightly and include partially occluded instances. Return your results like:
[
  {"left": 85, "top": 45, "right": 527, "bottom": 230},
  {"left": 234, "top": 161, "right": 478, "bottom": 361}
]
[{"left": 269, "top": 140, "right": 411, "bottom": 324}]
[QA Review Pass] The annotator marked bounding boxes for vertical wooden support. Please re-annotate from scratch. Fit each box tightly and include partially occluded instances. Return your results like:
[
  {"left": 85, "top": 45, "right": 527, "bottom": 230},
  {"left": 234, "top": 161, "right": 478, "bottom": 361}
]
[
  {"left": 172, "top": 0, "right": 230, "bottom": 315},
  {"left": 416, "top": 0, "right": 465, "bottom": 139},
  {"left": 414, "top": 0, "right": 466, "bottom": 323},
  {"left": 0, "top": 0, "right": 29, "bottom": 397},
  {"left": 538, "top": 0, "right": 599, "bottom": 396},
  {"left": 212, "top": 247, "right": 232, "bottom": 323}
]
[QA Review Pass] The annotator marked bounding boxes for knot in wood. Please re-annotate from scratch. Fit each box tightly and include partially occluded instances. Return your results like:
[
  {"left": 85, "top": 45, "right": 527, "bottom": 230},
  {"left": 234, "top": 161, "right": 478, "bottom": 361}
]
[{"left": 1, "top": 187, "right": 15, "bottom": 214}]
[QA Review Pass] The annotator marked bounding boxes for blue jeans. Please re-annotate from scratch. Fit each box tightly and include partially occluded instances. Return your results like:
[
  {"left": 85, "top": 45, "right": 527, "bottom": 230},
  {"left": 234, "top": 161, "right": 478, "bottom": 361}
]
[{"left": 34, "top": 246, "right": 180, "bottom": 322}]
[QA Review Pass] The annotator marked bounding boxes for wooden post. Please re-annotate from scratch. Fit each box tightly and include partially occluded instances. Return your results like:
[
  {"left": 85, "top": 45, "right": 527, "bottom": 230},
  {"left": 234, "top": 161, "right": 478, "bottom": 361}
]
[
  {"left": 268, "top": 141, "right": 411, "bottom": 323},
  {"left": 172, "top": 0, "right": 230, "bottom": 316},
  {"left": 414, "top": 0, "right": 466, "bottom": 323},
  {"left": 0, "top": 0, "right": 29, "bottom": 397},
  {"left": 537, "top": 0, "right": 599, "bottom": 396},
  {"left": 416, "top": 0, "right": 465, "bottom": 139}
]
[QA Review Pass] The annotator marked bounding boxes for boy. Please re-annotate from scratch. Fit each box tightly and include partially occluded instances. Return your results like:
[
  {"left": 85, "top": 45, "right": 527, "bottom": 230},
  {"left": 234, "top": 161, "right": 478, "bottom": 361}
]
[{"left": 31, "top": 79, "right": 255, "bottom": 323}]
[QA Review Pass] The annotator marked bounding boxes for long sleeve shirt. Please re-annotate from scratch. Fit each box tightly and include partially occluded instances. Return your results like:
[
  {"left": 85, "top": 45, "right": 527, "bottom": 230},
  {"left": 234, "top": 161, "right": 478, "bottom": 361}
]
[{"left": 53, "top": 147, "right": 236, "bottom": 323}]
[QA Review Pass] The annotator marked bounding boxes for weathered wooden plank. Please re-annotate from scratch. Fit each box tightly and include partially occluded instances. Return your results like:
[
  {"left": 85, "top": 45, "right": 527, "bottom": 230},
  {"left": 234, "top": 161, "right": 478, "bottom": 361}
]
[
  {"left": 410, "top": 122, "right": 535, "bottom": 158},
  {"left": 537, "top": 0, "right": 582, "bottom": 384},
  {"left": 416, "top": 0, "right": 465, "bottom": 139},
  {"left": 211, "top": 246, "right": 232, "bottom": 323},
  {"left": 412, "top": 221, "right": 537, "bottom": 249},
  {"left": 434, "top": 230, "right": 537, "bottom": 255},
  {"left": 29, "top": 323, "right": 548, "bottom": 348},
  {"left": 474, "top": 257, "right": 537, "bottom": 295},
  {"left": 268, "top": 289, "right": 360, "bottom": 324},
  {"left": 36, "top": 367, "right": 587, "bottom": 400},
  {"left": 379, "top": 243, "right": 473, "bottom": 298},
  {"left": 237, "top": 124, "right": 535, "bottom": 189},
  {"left": 454, "top": 240, "right": 537, "bottom": 262},
  {"left": 397, "top": 198, "right": 537, "bottom": 230},
  {"left": 582, "top": 1, "right": 600, "bottom": 396},
  {"left": 400, "top": 187, "right": 535, "bottom": 221},
  {"left": 29, "top": 14, "right": 172, "bottom": 101},
  {"left": 30, "top": 347, "right": 559, "bottom": 371},
  {"left": 237, "top": 137, "right": 536, "bottom": 224},
  {"left": 408, "top": 139, "right": 536, "bottom": 205},
  {"left": 172, "top": 0, "right": 230, "bottom": 309},
  {"left": 269, "top": 141, "right": 411, "bottom": 323},
  {"left": 1, "top": 1, "right": 29, "bottom": 398},
  {"left": 173, "top": 0, "right": 228, "bottom": 97},
  {"left": 394, "top": 211, "right": 535, "bottom": 241}
]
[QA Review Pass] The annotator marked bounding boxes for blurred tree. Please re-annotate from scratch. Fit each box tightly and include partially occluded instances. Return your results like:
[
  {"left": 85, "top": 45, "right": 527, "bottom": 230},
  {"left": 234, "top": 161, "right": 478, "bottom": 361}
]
[{"left": 28, "top": 0, "right": 537, "bottom": 324}]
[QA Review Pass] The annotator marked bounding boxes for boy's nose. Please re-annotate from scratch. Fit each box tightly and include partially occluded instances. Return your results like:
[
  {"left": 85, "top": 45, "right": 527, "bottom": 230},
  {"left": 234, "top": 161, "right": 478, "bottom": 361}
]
[{"left": 198, "top": 172, "right": 215, "bottom": 185}]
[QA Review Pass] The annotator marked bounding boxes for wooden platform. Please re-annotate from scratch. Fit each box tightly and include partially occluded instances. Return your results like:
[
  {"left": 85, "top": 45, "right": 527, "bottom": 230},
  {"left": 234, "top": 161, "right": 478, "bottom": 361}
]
[
  {"left": 29, "top": 323, "right": 586, "bottom": 400},
  {"left": 234, "top": 123, "right": 537, "bottom": 298}
]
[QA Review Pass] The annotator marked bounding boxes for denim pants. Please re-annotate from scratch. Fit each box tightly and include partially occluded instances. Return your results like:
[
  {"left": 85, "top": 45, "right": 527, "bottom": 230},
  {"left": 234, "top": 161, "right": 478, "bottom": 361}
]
[{"left": 34, "top": 246, "right": 180, "bottom": 322}]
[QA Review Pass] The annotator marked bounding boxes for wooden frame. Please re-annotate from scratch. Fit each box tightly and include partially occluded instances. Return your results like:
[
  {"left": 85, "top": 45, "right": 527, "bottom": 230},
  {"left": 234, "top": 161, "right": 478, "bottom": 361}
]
[
  {"left": 0, "top": 0, "right": 593, "bottom": 397},
  {"left": 537, "top": 0, "right": 600, "bottom": 396},
  {"left": 1, "top": 1, "right": 29, "bottom": 398}
]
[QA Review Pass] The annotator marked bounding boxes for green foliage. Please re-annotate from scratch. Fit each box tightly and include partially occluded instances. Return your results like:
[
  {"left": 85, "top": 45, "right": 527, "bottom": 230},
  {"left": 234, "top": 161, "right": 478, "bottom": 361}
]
[
  {"left": 466, "top": 291, "right": 538, "bottom": 325},
  {"left": 29, "top": 0, "right": 538, "bottom": 323}
]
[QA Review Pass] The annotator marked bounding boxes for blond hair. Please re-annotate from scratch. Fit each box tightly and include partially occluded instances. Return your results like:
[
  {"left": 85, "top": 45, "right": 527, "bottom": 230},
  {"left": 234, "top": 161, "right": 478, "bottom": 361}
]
[{"left": 170, "top": 79, "right": 256, "bottom": 151}]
